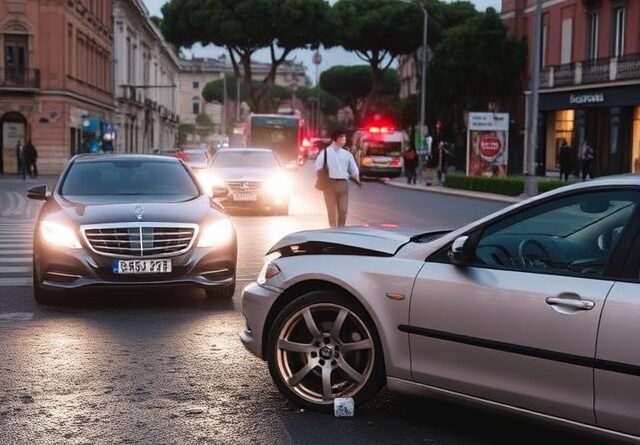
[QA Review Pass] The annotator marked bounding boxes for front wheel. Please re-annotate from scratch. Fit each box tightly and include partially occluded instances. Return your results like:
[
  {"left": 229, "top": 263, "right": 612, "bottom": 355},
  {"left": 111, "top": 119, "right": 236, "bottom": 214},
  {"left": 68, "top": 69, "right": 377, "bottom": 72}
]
[{"left": 266, "top": 290, "right": 385, "bottom": 411}]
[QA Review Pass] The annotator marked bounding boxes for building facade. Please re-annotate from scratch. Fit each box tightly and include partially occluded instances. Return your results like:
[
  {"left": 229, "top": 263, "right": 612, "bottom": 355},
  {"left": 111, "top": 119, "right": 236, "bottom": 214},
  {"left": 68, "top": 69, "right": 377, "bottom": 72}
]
[
  {"left": 502, "top": 0, "right": 640, "bottom": 177},
  {"left": 178, "top": 57, "right": 309, "bottom": 143},
  {"left": 0, "top": 0, "right": 115, "bottom": 174},
  {"left": 112, "top": 0, "right": 180, "bottom": 154}
]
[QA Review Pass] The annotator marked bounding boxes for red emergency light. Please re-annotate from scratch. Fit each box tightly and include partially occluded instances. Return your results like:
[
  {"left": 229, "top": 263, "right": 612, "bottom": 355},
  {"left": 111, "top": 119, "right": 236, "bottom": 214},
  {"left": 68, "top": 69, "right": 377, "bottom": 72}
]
[{"left": 367, "top": 126, "right": 394, "bottom": 134}]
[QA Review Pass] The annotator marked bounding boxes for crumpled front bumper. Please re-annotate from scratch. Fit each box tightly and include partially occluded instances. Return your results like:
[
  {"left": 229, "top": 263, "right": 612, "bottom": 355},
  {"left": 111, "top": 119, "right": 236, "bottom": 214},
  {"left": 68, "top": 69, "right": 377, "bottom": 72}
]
[{"left": 239, "top": 282, "right": 280, "bottom": 360}]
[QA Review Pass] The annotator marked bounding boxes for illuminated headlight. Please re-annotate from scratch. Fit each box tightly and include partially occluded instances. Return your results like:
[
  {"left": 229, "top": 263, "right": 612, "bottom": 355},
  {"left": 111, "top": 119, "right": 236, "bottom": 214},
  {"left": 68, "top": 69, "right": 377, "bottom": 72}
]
[
  {"left": 262, "top": 174, "right": 291, "bottom": 196},
  {"left": 197, "top": 218, "right": 234, "bottom": 248},
  {"left": 40, "top": 221, "right": 82, "bottom": 249},
  {"left": 361, "top": 157, "right": 374, "bottom": 166},
  {"left": 257, "top": 258, "right": 281, "bottom": 285},
  {"left": 196, "top": 171, "right": 225, "bottom": 196}
]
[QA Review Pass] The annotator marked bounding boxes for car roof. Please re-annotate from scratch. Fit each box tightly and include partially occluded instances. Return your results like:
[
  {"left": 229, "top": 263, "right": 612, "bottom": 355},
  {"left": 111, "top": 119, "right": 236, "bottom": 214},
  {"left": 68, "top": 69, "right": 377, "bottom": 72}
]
[
  {"left": 183, "top": 149, "right": 208, "bottom": 153},
  {"left": 216, "top": 148, "right": 274, "bottom": 153},
  {"left": 73, "top": 154, "right": 178, "bottom": 163}
]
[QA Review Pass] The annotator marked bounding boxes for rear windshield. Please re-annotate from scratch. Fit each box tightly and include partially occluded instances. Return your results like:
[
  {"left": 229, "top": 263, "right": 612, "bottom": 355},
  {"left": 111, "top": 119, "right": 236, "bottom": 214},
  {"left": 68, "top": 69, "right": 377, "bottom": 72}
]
[
  {"left": 185, "top": 151, "right": 208, "bottom": 164},
  {"left": 61, "top": 160, "right": 200, "bottom": 197},
  {"left": 212, "top": 151, "right": 279, "bottom": 168},
  {"left": 363, "top": 141, "right": 402, "bottom": 157}
]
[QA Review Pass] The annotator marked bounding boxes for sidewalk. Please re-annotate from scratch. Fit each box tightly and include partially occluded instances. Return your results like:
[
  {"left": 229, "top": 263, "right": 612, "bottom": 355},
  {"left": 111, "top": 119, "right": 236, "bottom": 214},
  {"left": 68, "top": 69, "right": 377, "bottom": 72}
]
[{"left": 381, "top": 176, "right": 523, "bottom": 204}]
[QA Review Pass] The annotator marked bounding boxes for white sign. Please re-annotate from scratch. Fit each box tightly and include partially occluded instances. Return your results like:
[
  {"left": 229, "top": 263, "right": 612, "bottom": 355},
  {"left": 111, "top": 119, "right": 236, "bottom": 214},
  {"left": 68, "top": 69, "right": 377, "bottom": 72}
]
[
  {"left": 468, "top": 112, "right": 509, "bottom": 131},
  {"left": 2, "top": 122, "right": 25, "bottom": 148},
  {"left": 569, "top": 93, "right": 604, "bottom": 105}
]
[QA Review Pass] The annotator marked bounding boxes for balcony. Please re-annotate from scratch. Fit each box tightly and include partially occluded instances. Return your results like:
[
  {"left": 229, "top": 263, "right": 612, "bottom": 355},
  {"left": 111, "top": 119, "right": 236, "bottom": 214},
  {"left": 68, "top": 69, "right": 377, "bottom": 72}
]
[
  {"left": 0, "top": 67, "right": 40, "bottom": 89},
  {"left": 539, "top": 54, "right": 640, "bottom": 89}
]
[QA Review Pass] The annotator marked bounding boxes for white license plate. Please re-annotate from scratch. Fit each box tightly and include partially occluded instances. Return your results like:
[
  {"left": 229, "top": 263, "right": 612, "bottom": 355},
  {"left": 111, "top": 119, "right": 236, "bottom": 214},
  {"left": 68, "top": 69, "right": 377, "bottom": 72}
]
[
  {"left": 112, "top": 259, "right": 172, "bottom": 274},
  {"left": 233, "top": 192, "right": 257, "bottom": 201}
]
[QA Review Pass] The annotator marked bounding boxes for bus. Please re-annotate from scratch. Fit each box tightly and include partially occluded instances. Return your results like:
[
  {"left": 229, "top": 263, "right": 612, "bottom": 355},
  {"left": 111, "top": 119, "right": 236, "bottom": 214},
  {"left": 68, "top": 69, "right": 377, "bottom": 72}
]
[
  {"left": 244, "top": 113, "right": 308, "bottom": 164},
  {"left": 352, "top": 125, "right": 407, "bottom": 178}
]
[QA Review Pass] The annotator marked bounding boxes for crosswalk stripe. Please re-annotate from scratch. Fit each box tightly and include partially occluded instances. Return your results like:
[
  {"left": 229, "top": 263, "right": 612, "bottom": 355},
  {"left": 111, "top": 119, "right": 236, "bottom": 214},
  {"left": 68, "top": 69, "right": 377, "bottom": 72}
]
[
  {"left": 0, "top": 257, "right": 31, "bottom": 263},
  {"left": 0, "top": 266, "right": 31, "bottom": 273},
  {"left": 0, "top": 244, "right": 32, "bottom": 249},
  {"left": 0, "top": 250, "right": 32, "bottom": 255},
  {"left": 0, "top": 312, "right": 33, "bottom": 321},
  {"left": 0, "top": 277, "right": 31, "bottom": 286}
]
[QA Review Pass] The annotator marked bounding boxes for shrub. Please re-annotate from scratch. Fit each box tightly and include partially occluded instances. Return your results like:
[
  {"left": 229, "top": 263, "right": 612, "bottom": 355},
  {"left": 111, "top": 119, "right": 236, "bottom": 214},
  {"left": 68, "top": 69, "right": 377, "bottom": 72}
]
[
  {"left": 538, "top": 179, "right": 577, "bottom": 193},
  {"left": 444, "top": 174, "right": 524, "bottom": 196}
]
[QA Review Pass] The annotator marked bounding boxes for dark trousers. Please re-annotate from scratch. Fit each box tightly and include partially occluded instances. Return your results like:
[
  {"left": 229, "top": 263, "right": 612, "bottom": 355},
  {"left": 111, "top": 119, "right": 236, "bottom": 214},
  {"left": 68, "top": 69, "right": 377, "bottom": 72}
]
[
  {"left": 27, "top": 160, "right": 38, "bottom": 178},
  {"left": 322, "top": 179, "right": 349, "bottom": 227},
  {"left": 405, "top": 167, "right": 417, "bottom": 184},
  {"left": 559, "top": 164, "right": 570, "bottom": 181},
  {"left": 581, "top": 160, "right": 593, "bottom": 180},
  {"left": 17, "top": 157, "right": 26, "bottom": 180}
]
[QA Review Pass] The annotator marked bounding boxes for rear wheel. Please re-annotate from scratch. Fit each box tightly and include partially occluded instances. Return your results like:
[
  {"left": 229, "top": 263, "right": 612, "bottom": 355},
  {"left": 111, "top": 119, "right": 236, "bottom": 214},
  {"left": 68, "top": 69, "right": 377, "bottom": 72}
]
[
  {"left": 205, "top": 281, "right": 236, "bottom": 300},
  {"left": 266, "top": 289, "right": 385, "bottom": 411}
]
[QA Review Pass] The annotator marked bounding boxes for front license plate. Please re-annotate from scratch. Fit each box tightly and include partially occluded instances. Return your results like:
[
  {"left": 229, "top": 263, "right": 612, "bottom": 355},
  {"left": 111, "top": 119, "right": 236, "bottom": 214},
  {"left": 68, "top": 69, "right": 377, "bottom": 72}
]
[
  {"left": 112, "top": 259, "right": 172, "bottom": 274},
  {"left": 233, "top": 192, "right": 257, "bottom": 201}
]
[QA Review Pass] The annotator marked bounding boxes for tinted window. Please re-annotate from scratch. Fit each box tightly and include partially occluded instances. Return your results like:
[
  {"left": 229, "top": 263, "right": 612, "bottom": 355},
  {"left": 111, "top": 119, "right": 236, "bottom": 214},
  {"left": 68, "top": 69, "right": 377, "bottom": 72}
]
[
  {"left": 61, "top": 160, "right": 200, "bottom": 197},
  {"left": 472, "top": 190, "right": 639, "bottom": 278},
  {"left": 363, "top": 141, "right": 402, "bottom": 157},
  {"left": 212, "top": 151, "right": 279, "bottom": 168}
]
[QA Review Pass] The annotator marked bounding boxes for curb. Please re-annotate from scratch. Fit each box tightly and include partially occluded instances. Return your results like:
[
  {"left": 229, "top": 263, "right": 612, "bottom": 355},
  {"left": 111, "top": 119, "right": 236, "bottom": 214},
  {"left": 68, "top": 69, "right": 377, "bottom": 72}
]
[{"left": 381, "top": 179, "right": 523, "bottom": 204}]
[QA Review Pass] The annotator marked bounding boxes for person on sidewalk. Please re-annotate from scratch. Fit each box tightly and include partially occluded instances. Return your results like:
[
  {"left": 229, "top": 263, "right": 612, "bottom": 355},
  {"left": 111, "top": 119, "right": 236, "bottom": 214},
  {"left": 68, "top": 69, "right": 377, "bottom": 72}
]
[
  {"left": 15, "top": 139, "right": 26, "bottom": 180},
  {"left": 314, "top": 129, "right": 360, "bottom": 228},
  {"left": 24, "top": 140, "right": 38, "bottom": 179},
  {"left": 558, "top": 139, "right": 571, "bottom": 181},
  {"left": 403, "top": 146, "right": 418, "bottom": 185},
  {"left": 581, "top": 142, "right": 595, "bottom": 181},
  {"left": 437, "top": 141, "right": 451, "bottom": 185}
]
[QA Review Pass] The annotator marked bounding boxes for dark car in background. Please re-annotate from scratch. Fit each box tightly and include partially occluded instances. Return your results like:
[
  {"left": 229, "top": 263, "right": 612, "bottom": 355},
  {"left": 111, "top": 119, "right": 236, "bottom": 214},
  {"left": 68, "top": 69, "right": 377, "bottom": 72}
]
[
  {"left": 28, "top": 154, "right": 237, "bottom": 303},
  {"left": 208, "top": 148, "right": 293, "bottom": 215}
]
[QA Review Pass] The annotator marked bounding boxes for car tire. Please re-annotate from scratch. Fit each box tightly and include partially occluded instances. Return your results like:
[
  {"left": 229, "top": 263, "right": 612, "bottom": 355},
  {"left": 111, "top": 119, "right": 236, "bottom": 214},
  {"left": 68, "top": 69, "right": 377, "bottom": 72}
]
[
  {"left": 266, "top": 289, "right": 385, "bottom": 412},
  {"left": 205, "top": 281, "right": 236, "bottom": 299}
]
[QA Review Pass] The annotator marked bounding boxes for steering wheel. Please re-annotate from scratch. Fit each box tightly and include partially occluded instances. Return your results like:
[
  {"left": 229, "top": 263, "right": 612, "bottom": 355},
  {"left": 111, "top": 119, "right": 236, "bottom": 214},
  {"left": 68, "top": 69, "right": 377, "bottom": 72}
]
[{"left": 517, "top": 238, "right": 551, "bottom": 268}]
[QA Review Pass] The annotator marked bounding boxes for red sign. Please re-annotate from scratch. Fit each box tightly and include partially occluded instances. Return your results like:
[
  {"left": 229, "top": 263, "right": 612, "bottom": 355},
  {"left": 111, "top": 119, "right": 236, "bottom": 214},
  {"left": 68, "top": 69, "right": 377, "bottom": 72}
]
[{"left": 479, "top": 134, "right": 502, "bottom": 160}]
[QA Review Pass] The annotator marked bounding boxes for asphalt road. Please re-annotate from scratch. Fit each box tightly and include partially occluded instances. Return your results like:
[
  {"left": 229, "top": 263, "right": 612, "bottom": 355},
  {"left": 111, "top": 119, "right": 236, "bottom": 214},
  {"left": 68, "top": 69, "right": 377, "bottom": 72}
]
[{"left": 0, "top": 169, "right": 609, "bottom": 444}]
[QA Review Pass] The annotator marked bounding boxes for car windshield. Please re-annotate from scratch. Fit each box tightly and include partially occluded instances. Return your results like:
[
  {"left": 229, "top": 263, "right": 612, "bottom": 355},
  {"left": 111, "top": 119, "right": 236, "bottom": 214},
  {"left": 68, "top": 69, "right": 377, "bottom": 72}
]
[
  {"left": 212, "top": 151, "right": 279, "bottom": 168},
  {"left": 363, "top": 141, "right": 402, "bottom": 157},
  {"left": 60, "top": 160, "right": 200, "bottom": 197}
]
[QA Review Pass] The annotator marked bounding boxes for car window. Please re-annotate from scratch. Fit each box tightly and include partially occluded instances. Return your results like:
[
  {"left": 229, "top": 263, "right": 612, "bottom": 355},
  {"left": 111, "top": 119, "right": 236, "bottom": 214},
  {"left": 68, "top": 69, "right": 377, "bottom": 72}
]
[
  {"left": 184, "top": 151, "right": 208, "bottom": 164},
  {"left": 472, "top": 189, "right": 639, "bottom": 278},
  {"left": 61, "top": 160, "right": 200, "bottom": 197},
  {"left": 212, "top": 151, "right": 279, "bottom": 168}
]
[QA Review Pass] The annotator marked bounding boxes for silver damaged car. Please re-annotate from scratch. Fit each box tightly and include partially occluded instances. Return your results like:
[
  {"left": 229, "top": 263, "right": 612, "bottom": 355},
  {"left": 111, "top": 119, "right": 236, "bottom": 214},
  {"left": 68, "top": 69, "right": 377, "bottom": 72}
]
[{"left": 241, "top": 177, "right": 640, "bottom": 442}]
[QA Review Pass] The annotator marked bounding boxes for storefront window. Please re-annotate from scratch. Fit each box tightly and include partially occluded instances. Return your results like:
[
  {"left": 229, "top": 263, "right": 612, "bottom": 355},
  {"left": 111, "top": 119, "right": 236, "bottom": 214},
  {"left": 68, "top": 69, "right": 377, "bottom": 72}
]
[
  {"left": 631, "top": 107, "right": 640, "bottom": 173},
  {"left": 547, "top": 110, "right": 575, "bottom": 170}
]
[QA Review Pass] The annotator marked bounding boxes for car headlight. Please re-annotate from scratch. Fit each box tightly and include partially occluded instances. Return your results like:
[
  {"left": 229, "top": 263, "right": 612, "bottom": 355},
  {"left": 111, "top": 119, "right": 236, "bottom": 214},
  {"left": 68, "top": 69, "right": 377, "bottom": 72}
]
[
  {"left": 257, "top": 257, "right": 281, "bottom": 285},
  {"left": 197, "top": 218, "right": 234, "bottom": 248},
  {"left": 262, "top": 174, "right": 291, "bottom": 195},
  {"left": 196, "top": 171, "right": 226, "bottom": 196},
  {"left": 40, "top": 221, "right": 82, "bottom": 249}
]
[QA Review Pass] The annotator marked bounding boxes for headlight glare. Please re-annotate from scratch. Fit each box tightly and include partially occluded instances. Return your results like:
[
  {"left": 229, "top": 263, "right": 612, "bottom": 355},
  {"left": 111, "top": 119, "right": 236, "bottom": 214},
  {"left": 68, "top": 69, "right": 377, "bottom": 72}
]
[
  {"left": 40, "top": 221, "right": 82, "bottom": 249},
  {"left": 197, "top": 218, "right": 234, "bottom": 248},
  {"left": 196, "top": 171, "right": 225, "bottom": 196},
  {"left": 262, "top": 174, "right": 291, "bottom": 195}
]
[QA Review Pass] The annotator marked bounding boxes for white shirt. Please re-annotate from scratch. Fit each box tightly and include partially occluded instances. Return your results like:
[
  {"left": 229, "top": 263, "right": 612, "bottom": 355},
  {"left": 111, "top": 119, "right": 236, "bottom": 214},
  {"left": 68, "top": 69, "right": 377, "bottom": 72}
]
[{"left": 314, "top": 144, "right": 359, "bottom": 180}]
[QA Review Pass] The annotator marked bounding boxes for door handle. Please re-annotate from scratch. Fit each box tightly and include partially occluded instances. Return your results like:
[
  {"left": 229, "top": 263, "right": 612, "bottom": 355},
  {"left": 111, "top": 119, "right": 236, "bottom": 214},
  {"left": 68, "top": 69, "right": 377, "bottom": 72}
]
[{"left": 545, "top": 296, "right": 595, "bottom": 310}]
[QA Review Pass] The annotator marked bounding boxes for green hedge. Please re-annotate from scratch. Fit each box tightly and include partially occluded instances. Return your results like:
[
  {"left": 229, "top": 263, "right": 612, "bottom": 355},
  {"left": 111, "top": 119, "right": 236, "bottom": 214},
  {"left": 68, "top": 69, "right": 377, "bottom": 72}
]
[
  {"left": 444, "top": 174, "right": 524, "bottom": 196},
  {"left": 537, "top": 179, "right": 577, "bottom": 193}
]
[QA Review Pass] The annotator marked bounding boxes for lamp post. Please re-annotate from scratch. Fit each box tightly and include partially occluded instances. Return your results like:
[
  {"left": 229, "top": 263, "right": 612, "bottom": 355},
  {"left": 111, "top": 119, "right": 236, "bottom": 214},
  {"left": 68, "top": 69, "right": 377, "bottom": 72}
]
[
  {"left": 399, "top": 0, "right": 428, "bottom": 146},
  {"left": 525, "top": 0, "right": 542, "bottom": 196}
]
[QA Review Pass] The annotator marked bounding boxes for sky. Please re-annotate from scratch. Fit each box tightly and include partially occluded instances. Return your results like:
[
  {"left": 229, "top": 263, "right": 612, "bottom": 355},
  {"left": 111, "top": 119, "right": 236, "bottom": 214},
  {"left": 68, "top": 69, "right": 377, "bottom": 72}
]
[{"left": 143, "top": 0, "right": 502, "bottom": 83}]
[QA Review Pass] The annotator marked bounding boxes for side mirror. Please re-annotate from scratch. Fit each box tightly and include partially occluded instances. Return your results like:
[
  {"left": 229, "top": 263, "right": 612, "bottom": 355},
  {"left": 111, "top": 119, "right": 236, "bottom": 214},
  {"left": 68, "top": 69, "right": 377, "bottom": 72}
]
[
  {"left": 211, "top": 184, "right": 229, "bottom": 199},
  {"left": 27, "top": 184, "right": 49, "bottom": 201},
  {"left": 448, "top": 235, "right": 471, "bottom": 266}
]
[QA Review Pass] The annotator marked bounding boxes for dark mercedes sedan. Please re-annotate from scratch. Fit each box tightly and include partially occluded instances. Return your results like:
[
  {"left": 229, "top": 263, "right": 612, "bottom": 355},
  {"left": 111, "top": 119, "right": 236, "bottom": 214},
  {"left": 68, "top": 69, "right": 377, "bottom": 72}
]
[{"left": 27, "top": 154, "right": 237, "bottom": 304}]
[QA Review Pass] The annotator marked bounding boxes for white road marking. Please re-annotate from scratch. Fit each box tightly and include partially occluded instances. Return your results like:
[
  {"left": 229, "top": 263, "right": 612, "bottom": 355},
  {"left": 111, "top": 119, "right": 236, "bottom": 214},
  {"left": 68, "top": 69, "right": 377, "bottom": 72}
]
[
  {"left": 0, "top": 250, "right": 32, "bottom": 255},
  {"left": 0, "top": 192, "right": 16, "bottom": 217},
  {"left": 0, "top": 257, "right": 31, "bottom": 263},
  {"left": 0, "top": 266, "right": 31, "bottom": 273},
  {"left": 0, "top": 312, "right": 33, "bottom": 321},
  {"left": 0, "top": 277, "right": 31, "bottom": 286},
  {"left": 0, "top": 244, "right": 32, "bottom": 249}
]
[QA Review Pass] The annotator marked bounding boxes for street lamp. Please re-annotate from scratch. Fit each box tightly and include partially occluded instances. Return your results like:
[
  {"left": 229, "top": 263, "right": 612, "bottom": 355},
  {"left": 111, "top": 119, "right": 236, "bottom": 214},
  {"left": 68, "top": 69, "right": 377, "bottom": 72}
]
[
  {"left": 525, "top": 0, "right": 542, "bottom": 196},
  {"left": 399, "top": 0, "right": 428, "bottom": 144}
]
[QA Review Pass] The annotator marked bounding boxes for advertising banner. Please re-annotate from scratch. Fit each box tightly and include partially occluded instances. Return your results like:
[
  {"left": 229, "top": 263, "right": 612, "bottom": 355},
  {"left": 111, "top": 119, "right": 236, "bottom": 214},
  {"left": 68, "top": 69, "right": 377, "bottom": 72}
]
[{"left": 466, "top": 112, "right": 509, "bottom": 177}]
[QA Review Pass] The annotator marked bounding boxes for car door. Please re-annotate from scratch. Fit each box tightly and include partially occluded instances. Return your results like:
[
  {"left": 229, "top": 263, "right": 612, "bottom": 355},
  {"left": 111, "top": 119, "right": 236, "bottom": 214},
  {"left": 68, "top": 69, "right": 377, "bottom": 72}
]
[
  {"left": 406, "top": 188, "right": 640, "bottom": 425},
  {"left": 594, "top": 224, "right": 640, "bottom": 436}
]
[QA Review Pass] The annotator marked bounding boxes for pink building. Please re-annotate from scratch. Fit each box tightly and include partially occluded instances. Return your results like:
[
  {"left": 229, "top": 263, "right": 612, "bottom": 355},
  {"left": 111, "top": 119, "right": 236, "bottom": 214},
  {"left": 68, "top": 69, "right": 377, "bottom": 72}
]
[
  {"left": 502, "top": 0, "right": 640, "bottom": 176},
  {"left": 0, "top": 0, "right": 114, "bottom": 175}
]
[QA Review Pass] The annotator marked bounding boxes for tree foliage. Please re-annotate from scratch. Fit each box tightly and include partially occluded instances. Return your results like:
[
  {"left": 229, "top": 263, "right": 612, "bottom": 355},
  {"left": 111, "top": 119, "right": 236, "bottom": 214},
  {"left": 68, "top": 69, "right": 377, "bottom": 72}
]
[
  {"left": 429, "top": 9, "right": 526, "bottom": 135},
  {"left": 295, "top": 87, "right": 344, "bottom": 117},
  {"left": 161, "top": 0, "right": 334, "bottom": 112},
  {"left": 320, "top": 65, "right": 399, "bottom": 126},
  {"left": 331, "top": 0, "right": 421, "bottom": 118}
]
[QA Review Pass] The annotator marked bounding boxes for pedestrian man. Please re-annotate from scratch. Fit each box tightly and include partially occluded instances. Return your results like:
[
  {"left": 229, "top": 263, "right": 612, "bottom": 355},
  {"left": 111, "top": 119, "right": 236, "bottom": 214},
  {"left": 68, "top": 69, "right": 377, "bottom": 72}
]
[
  {"left": 314, "top": 129, "right": 360, "bottom": 228},
  {"left": 15, "top": 139, "right": 26, "bottom": 180},
  {"left": 403, "top": 145, "right": 418, "bottom": 184},
  {"left": 558, "top": 139, "right": 571, "bottom": 181},
  {"left": 24, "top": 140, "right": 38, "bottom": 179},
  {"left": 437, "top": 141, "right": 451, "bottom": 185},
  {"left": 581, "top": 142, "right": 595, "bottom": 181}
]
